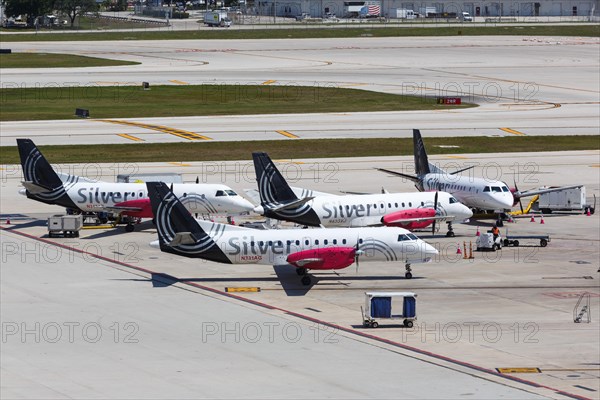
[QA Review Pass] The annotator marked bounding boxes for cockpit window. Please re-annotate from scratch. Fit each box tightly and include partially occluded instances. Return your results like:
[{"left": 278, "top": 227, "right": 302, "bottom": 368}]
[
  {"left": 502, "top": 186, "right": 510, "bottom": 192},
  {"left": 398, "top": 234, "right": 410, "bottom": 241},
  {"left": 225, "top": 190, "right": 237, "bottom": 196},
  {"left": 215, "top": 190, "right": 226, "bottom": 197},
  {"left": 483, "top": 186, "right": 490, "bottom": 192},
  {"left": 398, "top": 234, "right": 418, "bottom": 242},
  {"left": 449, "top": 197, "right": 458, "bottom": 204},
  {"left": 491, "top": 186, "right": 501, "bottom": 193}
]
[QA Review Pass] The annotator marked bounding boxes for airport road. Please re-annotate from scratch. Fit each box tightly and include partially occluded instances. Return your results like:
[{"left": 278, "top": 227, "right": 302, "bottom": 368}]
[
  {"left": 1, "top": 152, "right": 599, "bottom": 398},
  {"left": 1, "top": 36, "right": 599, "bottom": 146}
]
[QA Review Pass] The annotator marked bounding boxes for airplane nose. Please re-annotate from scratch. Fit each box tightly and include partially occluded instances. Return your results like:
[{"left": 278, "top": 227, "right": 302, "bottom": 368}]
[
  {"left": 237, "top": 197, "right": 255, "bottom": 212},
  {"left": 424, "top": 242, "right": 439, "bottom": 257},
  {"left": 461, "top": 205, "right": 473, "bottom": 219}
]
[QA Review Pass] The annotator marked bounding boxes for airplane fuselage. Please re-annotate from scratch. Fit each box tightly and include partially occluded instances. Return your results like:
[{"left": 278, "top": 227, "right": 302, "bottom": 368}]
[
  {"left": 155, "top": 222, "right": 439, "bottom": 267},
  {"left": 421, "top": 174, "right": 514, "bottom": 211}
]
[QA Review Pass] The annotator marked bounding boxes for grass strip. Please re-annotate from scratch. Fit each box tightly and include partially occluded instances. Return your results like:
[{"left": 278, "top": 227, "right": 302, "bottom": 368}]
[
  {"left": 0, "top": 25, "right": 598, "bottom": 42},
  {"left": 1, "top": 136, "right": 598, "bottom": 165},
  {"left": 0, "top": 85, "right": 474, "bottom": 121},
  {"left": 0, "top": 53, "right": 139, "bottom": 68}
]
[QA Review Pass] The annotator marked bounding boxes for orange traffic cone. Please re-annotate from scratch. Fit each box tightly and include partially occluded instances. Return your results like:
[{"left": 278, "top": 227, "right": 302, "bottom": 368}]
[
  {"left": 586, "top": 208, "right": 591, "bottom": 216},
  {"left": 476, "top": 226, "right": 480, "bottom": 236},
  {"left": 540, "top": 215, "right": 545, "bottom": 224},
  {"left": 456, "top": 244, "right": 462, "bottom": 255},
  {"left": 530, "top": 215, "right": 535, "bottom": 222}
]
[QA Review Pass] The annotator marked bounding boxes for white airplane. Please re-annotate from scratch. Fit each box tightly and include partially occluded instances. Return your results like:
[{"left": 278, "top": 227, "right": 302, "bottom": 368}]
[
  {"left": 147, "top": 182, "right": 439, "bottom": 285},
  {"left": 250, "top": 152, "right": 473, "bottom": 237},
  {"left": 17, "top": 139, "right": 254, "bottom": 231},
  {"left": 377, "top": 130, "right": 583, "bottom": 219}
]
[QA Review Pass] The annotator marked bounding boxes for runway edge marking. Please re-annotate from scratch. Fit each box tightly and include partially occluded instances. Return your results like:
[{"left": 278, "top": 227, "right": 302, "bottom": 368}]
[{"left": 0, "top": 225, "right": 591, "bottom": 400}]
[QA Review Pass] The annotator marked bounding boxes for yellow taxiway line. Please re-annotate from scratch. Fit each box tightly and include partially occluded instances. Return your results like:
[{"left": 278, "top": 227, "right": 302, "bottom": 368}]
[
  {"left": 100, "top": 120, "right": 212, "bottom": 141},
  {"left": 262, "top": 80, "right": 277, "bottom": 85},
  {"left": 169, "top": 80, "right": 189, "bottom": 85},
  {"left": 500, "top": 127, "right": 526, "bottom": 136},
  {"left": 117, "top": 133, "right": 144, "bottom": 142},
  {"left": 276, "top": 130, "right": 299, "bottom": 139}
]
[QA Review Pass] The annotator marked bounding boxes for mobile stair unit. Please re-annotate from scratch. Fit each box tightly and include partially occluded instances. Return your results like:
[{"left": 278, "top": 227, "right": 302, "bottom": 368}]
[{"left": 362, "top": 292, "right": 417, "bottom": 328}]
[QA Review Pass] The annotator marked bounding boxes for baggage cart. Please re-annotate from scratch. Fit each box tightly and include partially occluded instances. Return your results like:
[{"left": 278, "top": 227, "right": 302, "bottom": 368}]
[{"left": 361, "top": 292, "right": 417, "bottom": 328}]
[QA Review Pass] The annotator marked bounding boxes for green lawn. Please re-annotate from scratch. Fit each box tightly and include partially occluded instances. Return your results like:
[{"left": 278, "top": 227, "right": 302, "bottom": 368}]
[
  {"left": 1, "top": 136, "right": 598, "bottom": 165},
  {"left": 0, "top": 25, "right": 597, "bottom": 42},
  {"left": 0, "top": 85, "right": 474, "bottom": 121},
  {"left": 0, "top": 53, "right": 140, "bottom": 68}
]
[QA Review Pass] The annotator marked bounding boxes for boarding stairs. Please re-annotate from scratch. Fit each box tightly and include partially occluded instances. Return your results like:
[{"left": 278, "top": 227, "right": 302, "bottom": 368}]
[{"left": 573, "top": 292, "right": 591, "bottom": 323}]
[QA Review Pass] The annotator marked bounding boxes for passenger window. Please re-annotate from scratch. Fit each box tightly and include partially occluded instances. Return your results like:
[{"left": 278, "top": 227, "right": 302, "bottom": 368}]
[
  {"left": 342, "top": 239, "right": 347, "bottom": 244},
  {"left": 324, "top": 239, "right": 328, "bottom": 245},
  {"left": 315, "top": 240, "right": 319, "bottom": 245},
  {"left": 333, "top": 239, "right": 337, "bottom": 245},
  {"left": 295, "top": 240, "right": 300, "bottom": 246},
  {"left": 305, "top": 240, "right": 309, "bottom": 245}
]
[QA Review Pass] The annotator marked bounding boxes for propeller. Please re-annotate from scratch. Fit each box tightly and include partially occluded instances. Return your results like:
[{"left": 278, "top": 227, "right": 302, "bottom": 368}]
[
  {"left": 196, "top": 176, "right": 199, "bottom": 184},
  {"left": 354, "top": 236, "right": 364, "bottom": 274},
  {"left": 431, "top": 191, "right": 439, "bottom": 235},
  {"left": 513, "top": 177, "right": 524, "bottom": 214}
]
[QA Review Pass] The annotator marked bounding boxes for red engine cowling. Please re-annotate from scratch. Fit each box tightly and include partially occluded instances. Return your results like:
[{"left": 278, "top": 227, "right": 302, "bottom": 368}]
[
  {"left": 114, "top": 198, "right": 154, "bottom": 218},
  {"left": 382, "top": 208, "right": 436, "bottom": 229},
  {"left": 287, "top": 247, "right": 356, "bottom": 270}
]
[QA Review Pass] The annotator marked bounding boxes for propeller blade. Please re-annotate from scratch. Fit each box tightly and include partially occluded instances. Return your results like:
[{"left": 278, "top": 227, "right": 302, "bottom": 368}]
[
  {"left": 355, "top": 237, "right": 361, "bottom": 274},
  {"left": 513, "top": 176, "right": 523, "bottom": 213},
  {"left": 196, "top": 176, "right": 199, "bottom": 184},
  {"left": 432, "top": 191, "right": 439, "bottom": 234}
]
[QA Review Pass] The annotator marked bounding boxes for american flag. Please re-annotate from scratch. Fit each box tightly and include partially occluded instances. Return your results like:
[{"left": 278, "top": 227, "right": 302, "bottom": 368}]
[{"left": 367, "top": 5, "right": 381, "bottom": 15}]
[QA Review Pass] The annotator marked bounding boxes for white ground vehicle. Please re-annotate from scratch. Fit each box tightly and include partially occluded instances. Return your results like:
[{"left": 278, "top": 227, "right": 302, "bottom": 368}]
[
  {"left": 459, "top": 11, "right": 473, "bottom": 21},
  {"left": 396, "top": 9, "right": 416, "bottom": 19},
  {"left": 537, "top": 186, "right": 594, "bottom": 214},
  {"left": 476, "top": 232, "right": 502, "bottom": 251},
  {"left": 204, "top": 10, "right": 232, "bottom": 27}
]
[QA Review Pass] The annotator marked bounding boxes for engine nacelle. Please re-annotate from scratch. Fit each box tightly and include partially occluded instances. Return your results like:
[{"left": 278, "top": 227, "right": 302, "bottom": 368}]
[
  {"left": 287, "top": 247, "right": 356, "bottom": 270},
  {"left": 114, "top": 198, "right": 153, "bottom": 218},
  {"left": 382, "top": 208, "right": 436, "bottom": 229}
]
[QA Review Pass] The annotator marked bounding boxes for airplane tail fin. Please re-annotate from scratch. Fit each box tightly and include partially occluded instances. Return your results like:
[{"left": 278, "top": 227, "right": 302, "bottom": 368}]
[
  {"left": 146, "top": 182, "right": 231, "bottom": 263},
  {"left": 252, "top": 152, "right": 321, "bottom": 226},
  {"left": 16, "top": 139, "right": 78, "bottom": 208},
  {"left": 413, "top": 129, "right": 432, "bottom": 176}
]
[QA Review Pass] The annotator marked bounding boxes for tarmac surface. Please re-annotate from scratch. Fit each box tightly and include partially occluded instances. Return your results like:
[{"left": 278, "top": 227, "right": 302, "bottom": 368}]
[
  {"left": 1, "top": 36, "right": 599, "bottom": 146},
  {"left": 1, "top": 152, "right": 599, "bottom": 399}
]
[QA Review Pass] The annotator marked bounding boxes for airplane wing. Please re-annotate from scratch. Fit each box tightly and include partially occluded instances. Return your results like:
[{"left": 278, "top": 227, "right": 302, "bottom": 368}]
[{"left": 515, "top": 185, "right": 584, "bottom": 199}]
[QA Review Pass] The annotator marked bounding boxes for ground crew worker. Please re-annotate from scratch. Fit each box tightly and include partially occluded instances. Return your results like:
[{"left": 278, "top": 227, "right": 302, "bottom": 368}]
[{"left": 491, "top": 224, "right": 500, "bottom": 240}]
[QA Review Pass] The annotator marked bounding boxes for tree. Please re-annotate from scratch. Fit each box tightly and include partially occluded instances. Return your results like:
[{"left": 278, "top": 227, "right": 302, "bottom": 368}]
[
  {"left": 3, "top": 0, "right": 54, "bottom": 25},
  {"left": 55, "top": 0, "right": 98, "bottom": 27}
]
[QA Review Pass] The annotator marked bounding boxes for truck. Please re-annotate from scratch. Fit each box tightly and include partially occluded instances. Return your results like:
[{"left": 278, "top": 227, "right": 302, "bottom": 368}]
[
  {"left": 536, "top": 186, "right": 595, "bottom": 214},
  {"left": 396, "top": 9, "right": 416, "bottom": 19},
  {"left": 204, "top": 10, "right": 232, "bottom": 27},
  {"left": 418, "top": 7, "right": 437, "bottom": 18}
]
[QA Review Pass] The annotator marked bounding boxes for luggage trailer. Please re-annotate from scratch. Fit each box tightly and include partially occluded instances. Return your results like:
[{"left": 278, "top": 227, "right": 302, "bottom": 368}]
[{"left": 361, "top": 292, "right": 417, "bottom": 328}]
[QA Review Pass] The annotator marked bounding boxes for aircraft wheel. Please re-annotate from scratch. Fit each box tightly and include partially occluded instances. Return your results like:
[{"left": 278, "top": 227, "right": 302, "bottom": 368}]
[
  {"left": 296, "top": 267, "right": 307, "bottom": 276},
  {"left": 301, "top": 275, "right": 311, "bottom": 286},
  {"left": 405, "top": 272, "right": 413, "bottom": 279},
  {"left": 404, "top": 319, "right": 413, "bottom": 328},
  {"left": 371, "top": 321, "right": 379, "bottom": 328},
  {"left": 513, "top": 240, "right": 519, "bottom": 247},
  {"left": 540, "top": 239, "right": 547, "bottom": 247},
  {"left": 446, "top": 231, "right": 455, "bottom": 237},
  {"left": 125, "top": 224, "right": 135, "bottom": 233}
]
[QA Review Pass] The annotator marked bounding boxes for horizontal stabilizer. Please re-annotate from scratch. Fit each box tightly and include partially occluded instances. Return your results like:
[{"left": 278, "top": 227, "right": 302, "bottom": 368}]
[
  {"left": 271, "top": 196, "right": 314, "bottom": 212},
  {"left": 21, "top": 180, "right": 54, "bottom": 194},
  {"left": 169, "top": 232, "right": 197, "bottom": 247},
  {"left": 375, "top": 168, "right": 419, "bottom": 182}
]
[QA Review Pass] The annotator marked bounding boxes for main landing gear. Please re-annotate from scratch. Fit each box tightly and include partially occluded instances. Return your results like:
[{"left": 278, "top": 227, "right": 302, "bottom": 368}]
[
  {"left": 296, "top": 267, "right": 312, "bottom": 286},
  {"left": 446, "top": 221, "right": 455, "bottom": 237},
  {"left": 405, "top": 264, "right": 413, "bottom": 279}
]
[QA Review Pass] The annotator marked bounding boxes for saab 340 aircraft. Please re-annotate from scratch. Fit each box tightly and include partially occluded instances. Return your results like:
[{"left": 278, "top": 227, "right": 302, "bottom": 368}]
[
  {"left": 250, "top": 152, "right": 473, "bottom": 237},
  {"left": 17, "top": 139, "right": 254, "bottom": 231},
  {"left": 147, "top": 182, "right": 438, "bottom": 285},
  {"left": 377, "top": 130, "right": 582, "bottom": 217}
]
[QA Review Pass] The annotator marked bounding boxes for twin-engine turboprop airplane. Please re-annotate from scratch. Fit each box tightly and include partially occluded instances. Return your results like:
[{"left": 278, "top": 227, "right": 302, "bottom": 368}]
[
  {"left": 147, "top": 182, "right": 439, "bottom": 285},
  {"left": 377, "top": 129, "right": 583, "bottom": 216},
  {"left": 250, "top": 152, "right": 472, "bottom": 236},
  {"left": 16, "top": 139, "right": 254, "bottom": 231}
]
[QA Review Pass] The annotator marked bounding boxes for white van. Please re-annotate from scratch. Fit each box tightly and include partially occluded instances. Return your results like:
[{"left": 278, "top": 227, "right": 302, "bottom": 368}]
[{"left": 460, "top": 11, "right": 473, "bottom": 21}]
